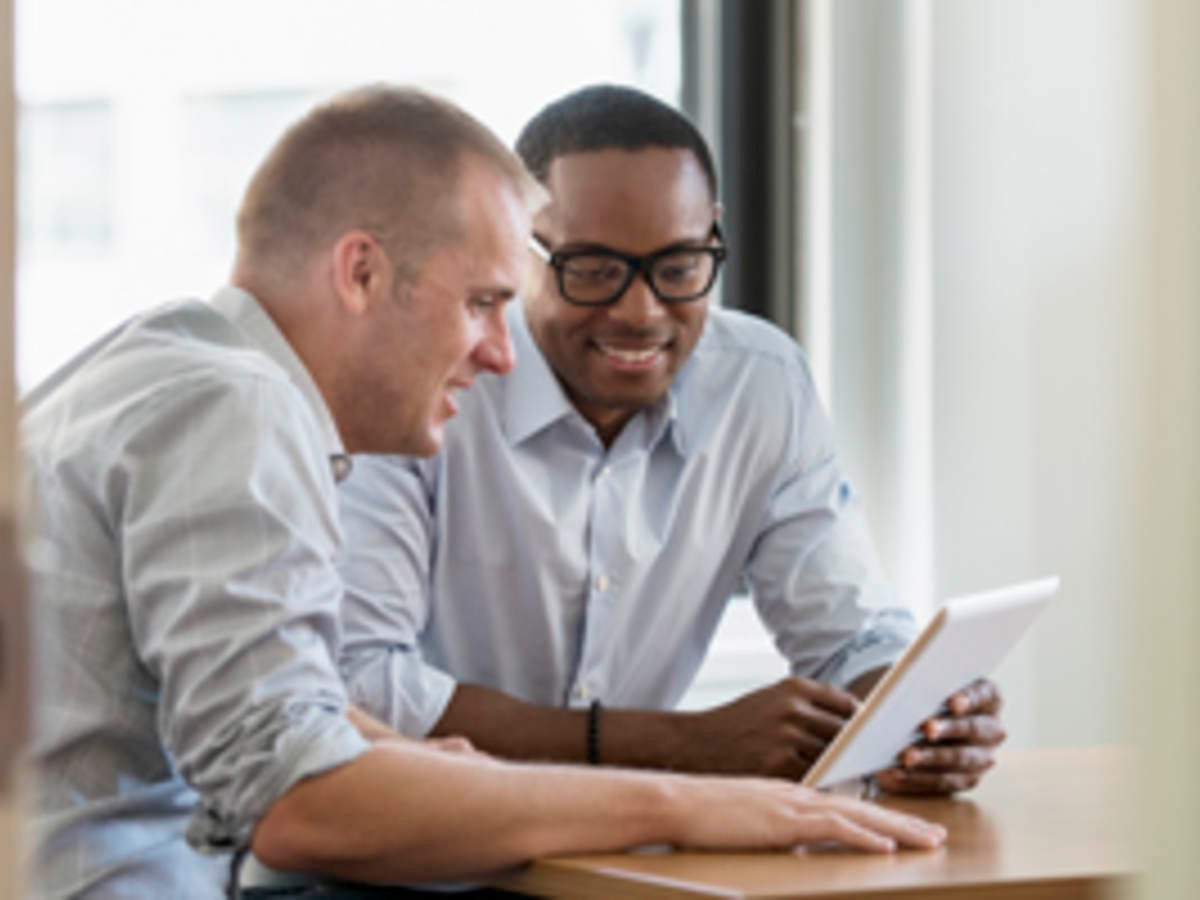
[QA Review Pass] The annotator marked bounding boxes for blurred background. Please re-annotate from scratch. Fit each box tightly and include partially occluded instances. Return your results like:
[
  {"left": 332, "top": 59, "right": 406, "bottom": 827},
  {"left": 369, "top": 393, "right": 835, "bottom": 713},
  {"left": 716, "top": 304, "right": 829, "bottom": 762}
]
[
  {"left": 14, "top": 0, "right": 682, "bottom": 389},
  {"left": 5, "top": 2, "right": 1198, "bottom": 895}
]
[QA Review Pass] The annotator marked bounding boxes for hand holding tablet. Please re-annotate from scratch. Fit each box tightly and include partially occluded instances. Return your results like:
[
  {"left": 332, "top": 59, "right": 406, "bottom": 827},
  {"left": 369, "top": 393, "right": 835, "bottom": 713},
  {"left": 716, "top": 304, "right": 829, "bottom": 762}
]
[
  {"left": 801, "top": 577, "right": 1060, "bottom": 793},
  {"left": 881, "top": 676, "right": 1008, "bottom": 794}
]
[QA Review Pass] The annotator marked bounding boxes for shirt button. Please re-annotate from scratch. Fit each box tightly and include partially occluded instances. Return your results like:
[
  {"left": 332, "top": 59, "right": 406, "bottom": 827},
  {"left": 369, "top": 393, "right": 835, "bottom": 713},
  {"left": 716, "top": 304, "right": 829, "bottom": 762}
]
[
  {"left": 330, "top": 454, "right": 353, "bottom": 482},
  {"left": 575, "top": 684, "right": 591, "bottom": 701},
  {"left": 599, "top": 465, "right": 612, "bottom": 478},
  {"left": 593, "top": 574, "right": 610, "bottom": 592}
]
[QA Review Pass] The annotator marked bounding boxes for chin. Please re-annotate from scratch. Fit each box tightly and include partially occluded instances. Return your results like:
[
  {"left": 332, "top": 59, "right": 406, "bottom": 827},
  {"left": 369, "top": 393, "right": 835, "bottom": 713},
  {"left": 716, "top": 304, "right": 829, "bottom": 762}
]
[
  {"left": 403, "top": 436, "right": 440, "bottom": 459},
  {"left": 413, "top": 425, "right": 445, "bottom": 458},
  {"left": 374, "top": 422, "right": 441, "bottom": 458}
]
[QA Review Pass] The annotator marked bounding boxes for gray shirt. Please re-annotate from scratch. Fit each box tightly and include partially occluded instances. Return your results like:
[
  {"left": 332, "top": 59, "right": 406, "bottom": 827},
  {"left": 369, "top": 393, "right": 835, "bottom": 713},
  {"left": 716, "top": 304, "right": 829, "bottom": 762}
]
[{"left": 22, "top": 287, "right": 369, "bottom": 898}]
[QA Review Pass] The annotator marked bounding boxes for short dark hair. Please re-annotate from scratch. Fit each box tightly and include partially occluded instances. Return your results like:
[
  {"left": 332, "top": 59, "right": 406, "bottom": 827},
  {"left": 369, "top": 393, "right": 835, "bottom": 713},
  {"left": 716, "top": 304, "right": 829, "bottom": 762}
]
[{"left": 515, "top": 84, "right": 718, "bottom": 198}]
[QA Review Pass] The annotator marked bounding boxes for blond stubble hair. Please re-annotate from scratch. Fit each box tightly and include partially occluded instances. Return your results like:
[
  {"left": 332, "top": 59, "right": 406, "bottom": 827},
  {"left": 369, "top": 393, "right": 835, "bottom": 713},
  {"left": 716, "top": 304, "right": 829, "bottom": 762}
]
[{"left": 235, "top": 84, "right": 537, "bottom": 289}]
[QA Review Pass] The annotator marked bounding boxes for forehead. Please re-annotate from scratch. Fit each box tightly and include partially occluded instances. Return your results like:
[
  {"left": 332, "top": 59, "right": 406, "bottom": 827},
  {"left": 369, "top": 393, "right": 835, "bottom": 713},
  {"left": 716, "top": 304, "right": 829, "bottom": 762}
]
[
  {"left": 540, "top": 147, "right": 714, "bottom": 250},
  {"left": 437, "top": 162, "right": 531, "bottom": 277}
]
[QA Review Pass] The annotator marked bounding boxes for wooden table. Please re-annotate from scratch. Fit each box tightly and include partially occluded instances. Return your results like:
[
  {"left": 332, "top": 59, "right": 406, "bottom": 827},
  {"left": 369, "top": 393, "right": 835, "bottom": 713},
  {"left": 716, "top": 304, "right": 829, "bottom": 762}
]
[
  {"left": 486, "top": 747, "right": 1139, "bottom": 899},
  {"left": 1, "top": 770, "right": 30, "bottom": 900}
]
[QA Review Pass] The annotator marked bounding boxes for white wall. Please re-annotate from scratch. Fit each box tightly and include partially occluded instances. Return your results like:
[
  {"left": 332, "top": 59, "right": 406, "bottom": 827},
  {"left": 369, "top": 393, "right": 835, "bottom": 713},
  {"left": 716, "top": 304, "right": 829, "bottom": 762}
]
[
  {"left": 929, "top": 0, "right": 1142, "bottom": 748},
  {"left": 821, "top": 0, "right": 1144, "bottom": 750},
  {"left": 828, "top": 0, "right": 936, "bottom": 621},
  {"left": 1137, "top": 0, "right": 1200, "bottom": 894}
]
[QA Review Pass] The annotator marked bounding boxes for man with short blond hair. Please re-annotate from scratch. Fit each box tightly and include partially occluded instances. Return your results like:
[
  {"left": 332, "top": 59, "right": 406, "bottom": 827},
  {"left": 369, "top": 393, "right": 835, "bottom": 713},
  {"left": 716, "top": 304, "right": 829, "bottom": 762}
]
[{"left": 24, "top": 85, "right": 943, "bottom": 899}]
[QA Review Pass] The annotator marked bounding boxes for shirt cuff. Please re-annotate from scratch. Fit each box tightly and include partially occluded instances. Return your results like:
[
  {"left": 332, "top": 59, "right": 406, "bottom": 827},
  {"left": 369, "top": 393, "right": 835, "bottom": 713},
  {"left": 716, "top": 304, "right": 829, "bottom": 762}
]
[
  {"left": 343, "top": 646, "right": 459, "bottom": 738},
  {"left": 185, "top": 707, "right": 370, "bottom": 854},
  {"left": 809, "top": 607, "right": 919, "bottom": 689},
  {"left": 390, "top": 660, "right": 457, "bottom": 737}
]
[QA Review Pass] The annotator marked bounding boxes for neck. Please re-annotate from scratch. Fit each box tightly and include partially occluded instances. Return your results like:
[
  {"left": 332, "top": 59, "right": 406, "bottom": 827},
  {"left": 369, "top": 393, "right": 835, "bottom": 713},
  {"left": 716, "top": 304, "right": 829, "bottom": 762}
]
[
  {"left": 592, "top": 413, "right": 634, "bottom": 449},
  {"left": 566, "top": 392, "right": 638, "bottom": 449},
  {"left": 233, "top": 270, "right": 351, "bottom": 451}
]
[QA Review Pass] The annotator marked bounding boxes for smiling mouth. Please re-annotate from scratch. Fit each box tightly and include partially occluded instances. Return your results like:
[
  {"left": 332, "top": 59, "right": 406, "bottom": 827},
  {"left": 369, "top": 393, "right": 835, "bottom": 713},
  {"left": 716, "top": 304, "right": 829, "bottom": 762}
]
[
  {"left": 592, "top": 339, "right": 672, "bottom": 364},
  {"left": 598, "top": 345, "right": 659, "bottom": 363}
]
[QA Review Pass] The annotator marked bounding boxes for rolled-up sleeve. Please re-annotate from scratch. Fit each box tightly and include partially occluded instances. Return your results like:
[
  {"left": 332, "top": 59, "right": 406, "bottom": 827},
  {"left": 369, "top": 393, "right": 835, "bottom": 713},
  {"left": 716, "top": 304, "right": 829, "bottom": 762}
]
[
  {"left": 119, "top": 375, "right": 369, "bottom": 852},
  {"left": 744, "top": 353, "right": 918, "bottom": 688},
  {"left": 336, "top": 454, "right": 457, "bottom": 737}
]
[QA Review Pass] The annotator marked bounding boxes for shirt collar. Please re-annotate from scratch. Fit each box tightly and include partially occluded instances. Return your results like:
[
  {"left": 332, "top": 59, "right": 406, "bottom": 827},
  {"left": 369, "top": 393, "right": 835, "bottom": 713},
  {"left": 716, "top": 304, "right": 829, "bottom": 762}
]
[
  {"left": 503, "top": 304, "right": 580, "bottom": 446},
  {"left": 636, "top": 381, "right": 685, "bottom": 457},
  {"left": 210, "top": 286, "right": 352, "bottom": 481},
  {"left": 504, "top": 301, "right": 689, "bottom": 457}
]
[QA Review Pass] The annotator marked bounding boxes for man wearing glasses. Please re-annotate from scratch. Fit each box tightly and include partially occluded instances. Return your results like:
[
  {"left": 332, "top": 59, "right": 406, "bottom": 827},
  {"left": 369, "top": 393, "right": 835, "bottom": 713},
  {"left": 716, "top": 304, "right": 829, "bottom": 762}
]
[{"left": 338, "top": 85, "right": 1006, "bottom": 793}]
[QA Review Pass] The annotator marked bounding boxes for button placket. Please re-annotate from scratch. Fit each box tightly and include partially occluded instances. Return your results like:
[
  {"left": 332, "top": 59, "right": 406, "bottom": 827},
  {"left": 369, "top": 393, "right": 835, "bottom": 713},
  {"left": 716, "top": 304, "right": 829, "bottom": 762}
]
[{"left": 577, "top": 452, "right": 622, "bottom": 701}]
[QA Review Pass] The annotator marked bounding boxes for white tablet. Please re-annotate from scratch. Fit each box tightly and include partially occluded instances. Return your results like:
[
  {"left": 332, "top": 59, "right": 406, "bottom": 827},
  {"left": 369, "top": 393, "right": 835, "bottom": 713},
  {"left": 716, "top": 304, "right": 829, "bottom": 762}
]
[{"left": 801, "top": 576, "right": 1059, "bottom": 789}]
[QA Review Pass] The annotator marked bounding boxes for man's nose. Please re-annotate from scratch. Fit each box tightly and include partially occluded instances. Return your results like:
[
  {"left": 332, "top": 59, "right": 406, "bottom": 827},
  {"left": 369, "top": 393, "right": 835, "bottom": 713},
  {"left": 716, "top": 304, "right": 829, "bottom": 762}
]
[
  {"left": 472, "top": 313, "right": 515, "bottom": 375},
  {"left": 607, "top": 272, "right": 665, "bottom": 327}
]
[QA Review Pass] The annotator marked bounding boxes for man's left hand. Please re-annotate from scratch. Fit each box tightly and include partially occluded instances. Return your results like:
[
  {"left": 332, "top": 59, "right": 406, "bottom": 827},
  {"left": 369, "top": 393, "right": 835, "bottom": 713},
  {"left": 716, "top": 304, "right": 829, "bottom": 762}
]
[{"left": 874, "top": 678, "right": 1006, "bottom": 795}]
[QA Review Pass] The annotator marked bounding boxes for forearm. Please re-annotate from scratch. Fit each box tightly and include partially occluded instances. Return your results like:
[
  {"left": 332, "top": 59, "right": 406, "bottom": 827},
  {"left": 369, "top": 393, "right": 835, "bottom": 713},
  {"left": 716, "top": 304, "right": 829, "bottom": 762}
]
[
  {"left": 253, "top": 727, "right": 950, "bottom": 881},
  {"left": 251, "top": 740, "right": 678, "bottom": 883},
  {"left": 432, "top": 683, "right": 695, "bottom": 769}
]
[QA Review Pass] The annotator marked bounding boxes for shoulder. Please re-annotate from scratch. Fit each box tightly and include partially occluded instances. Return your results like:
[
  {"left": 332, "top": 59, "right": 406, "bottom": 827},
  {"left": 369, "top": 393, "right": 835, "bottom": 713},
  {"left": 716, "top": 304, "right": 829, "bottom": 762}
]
[
  {"left": 136, "top": 299, "right": 301, "bottom": 393},
  {"left": 683, "top": 307, "right": 819, "bottom": 407},
  {"left": 699, "top": 305, "right": 803, "bottom": 356},
  {"left": 24, "top": 299, "right": 317, "bottom": 457},
  {"left": 668, "top": 307, "right": 833, "bottom": 466}
]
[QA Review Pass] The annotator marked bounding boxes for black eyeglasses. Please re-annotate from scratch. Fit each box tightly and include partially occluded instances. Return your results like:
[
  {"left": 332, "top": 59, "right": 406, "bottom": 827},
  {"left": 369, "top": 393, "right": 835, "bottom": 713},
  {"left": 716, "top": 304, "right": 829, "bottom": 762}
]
[{"left": 529, "top": 224, "right": 727, "bottom": 307}]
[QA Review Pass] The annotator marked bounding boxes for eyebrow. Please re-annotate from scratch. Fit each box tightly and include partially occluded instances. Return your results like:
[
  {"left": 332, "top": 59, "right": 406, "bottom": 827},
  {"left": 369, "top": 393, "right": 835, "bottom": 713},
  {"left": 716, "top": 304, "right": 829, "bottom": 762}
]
[
  {"left": 468, "top": 285, "right": 518, "bottom": 299},
  {"left": 554, "top": 231, "right": 714, "bottom": 256}
]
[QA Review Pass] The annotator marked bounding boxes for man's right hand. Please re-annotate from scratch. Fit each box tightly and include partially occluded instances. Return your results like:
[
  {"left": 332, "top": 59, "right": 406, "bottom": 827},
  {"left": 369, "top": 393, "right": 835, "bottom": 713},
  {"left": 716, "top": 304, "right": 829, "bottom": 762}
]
[
  {"left": 666, "top": 677, "right": 860, "bottom": 779},
  {"left": 669, "top": 774, "right": 946, "bottom": 853}
]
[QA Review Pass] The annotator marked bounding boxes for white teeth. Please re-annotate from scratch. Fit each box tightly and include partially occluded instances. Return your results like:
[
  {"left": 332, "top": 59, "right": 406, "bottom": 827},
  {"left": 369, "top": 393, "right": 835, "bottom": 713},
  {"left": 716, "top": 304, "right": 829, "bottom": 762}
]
[{"left": 597, "top": 344, "right": 660, "bottom": 363}]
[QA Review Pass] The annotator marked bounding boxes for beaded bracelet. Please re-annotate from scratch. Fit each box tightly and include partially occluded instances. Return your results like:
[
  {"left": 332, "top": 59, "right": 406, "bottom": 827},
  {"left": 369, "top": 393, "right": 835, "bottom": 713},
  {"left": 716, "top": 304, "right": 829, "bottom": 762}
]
[{"left": 587, "top": 699, "right": 602, "bottom": 765}]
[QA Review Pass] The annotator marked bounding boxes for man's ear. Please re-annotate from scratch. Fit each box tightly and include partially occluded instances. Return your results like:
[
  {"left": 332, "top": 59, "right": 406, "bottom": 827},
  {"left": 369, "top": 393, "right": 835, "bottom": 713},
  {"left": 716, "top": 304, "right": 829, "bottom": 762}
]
[
  {"left": 712, "top": 201, "right": 724, "bottom": 222},
  {"left": 331, "top": 230, "right": 387, "bottom": 316}
]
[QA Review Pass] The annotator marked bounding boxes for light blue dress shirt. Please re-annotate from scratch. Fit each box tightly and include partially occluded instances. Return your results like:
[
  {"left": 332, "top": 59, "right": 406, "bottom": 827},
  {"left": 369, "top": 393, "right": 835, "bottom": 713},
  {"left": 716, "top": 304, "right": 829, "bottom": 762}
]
[
  {"left": 21, "top": 287, "right": 369, "bottom": 898},
  {"left": 338, "top": 303, "right": 917, "bottom": 737}
]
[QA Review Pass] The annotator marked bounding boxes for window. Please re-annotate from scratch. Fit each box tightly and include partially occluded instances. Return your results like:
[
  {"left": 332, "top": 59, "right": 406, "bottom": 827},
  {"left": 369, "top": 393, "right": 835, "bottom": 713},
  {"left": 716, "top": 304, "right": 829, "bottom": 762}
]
[
  {"left": 15, "top": 0, "right": 681, "bottom": 389},
  {"left": 19, "top": 100, "right": 114, "bottom": 256}
]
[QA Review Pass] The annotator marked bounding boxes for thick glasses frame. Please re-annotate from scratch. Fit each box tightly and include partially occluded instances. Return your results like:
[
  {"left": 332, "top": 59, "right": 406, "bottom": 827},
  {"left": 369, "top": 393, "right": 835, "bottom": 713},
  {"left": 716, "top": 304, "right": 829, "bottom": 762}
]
[{"left": 529, "top": 223, "right": 727, "bottom": 307}]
